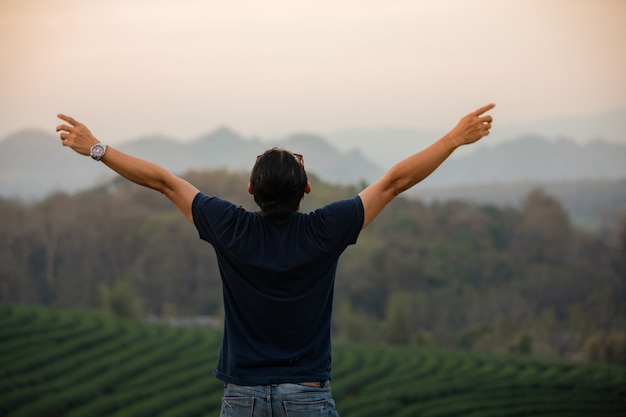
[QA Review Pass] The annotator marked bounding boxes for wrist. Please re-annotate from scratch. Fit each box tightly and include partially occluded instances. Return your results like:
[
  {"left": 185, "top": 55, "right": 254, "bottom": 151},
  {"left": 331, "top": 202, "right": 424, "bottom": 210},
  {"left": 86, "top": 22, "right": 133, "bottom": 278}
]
[{"left": 442, "top": 131, "right": 463, "bottom": 150}]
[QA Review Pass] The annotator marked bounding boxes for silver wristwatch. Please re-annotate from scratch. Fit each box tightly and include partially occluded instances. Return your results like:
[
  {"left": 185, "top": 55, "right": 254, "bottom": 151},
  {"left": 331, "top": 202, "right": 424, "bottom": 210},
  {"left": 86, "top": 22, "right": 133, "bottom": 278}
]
[{"left": 90, "top": 143, "right": 108, "bottom": 161}]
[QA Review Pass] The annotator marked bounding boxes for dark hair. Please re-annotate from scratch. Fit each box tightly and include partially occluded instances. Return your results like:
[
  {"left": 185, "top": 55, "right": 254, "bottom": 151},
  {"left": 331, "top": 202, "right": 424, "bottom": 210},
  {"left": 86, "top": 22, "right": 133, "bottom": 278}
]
[{"left": 250, "top": 148, "right": 308, "bottom": 221}]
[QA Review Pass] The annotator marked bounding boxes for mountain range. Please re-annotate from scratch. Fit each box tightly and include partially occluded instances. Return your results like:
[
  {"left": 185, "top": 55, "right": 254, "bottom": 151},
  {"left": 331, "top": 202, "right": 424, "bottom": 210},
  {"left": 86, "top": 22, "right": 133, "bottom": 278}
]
[
  {"left": 1, "top": 126, "right": 626, "bottom": 202},
  {"left": 326, "top": 106, "right": 626, "bottom": 168},
  {"left": 0, "top": 128, "right": 384, "bottom": 200}
]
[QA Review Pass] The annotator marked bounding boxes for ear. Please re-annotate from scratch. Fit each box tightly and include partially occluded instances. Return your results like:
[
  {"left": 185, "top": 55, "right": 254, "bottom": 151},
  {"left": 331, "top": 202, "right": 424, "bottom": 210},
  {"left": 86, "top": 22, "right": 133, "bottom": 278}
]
[
  {"left": 247, "top": 183, "right": 254, "bottom": 195},
  {"left": 304, "top": 181, "right": 311, "bottom": 194}
]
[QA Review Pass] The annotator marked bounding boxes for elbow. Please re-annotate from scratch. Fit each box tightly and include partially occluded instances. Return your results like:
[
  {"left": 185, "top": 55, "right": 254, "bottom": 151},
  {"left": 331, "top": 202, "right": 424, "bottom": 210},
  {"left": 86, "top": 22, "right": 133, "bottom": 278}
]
[
  {"left": 148, "top": 177, "right": 169, "bottom": 195},
  {"left": 384, "top": 166, "right": 408, "bottom": 197},
  {"left": 153, "top": 170, "right": 177, "bottom": 194},
  {"left": 389, "top": 178, "right": 406, "bottom": 197},
  {"left": 158, "top": 180, "right": 173, "bottom": 197}
]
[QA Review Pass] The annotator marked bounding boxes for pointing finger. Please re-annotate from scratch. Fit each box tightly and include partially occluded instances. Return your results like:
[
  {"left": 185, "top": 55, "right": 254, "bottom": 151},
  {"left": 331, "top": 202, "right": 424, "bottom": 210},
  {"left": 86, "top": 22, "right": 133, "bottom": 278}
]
[
  {"left": 57, "top": 114, "right": 79, "bottom": 126},
  {"left": 473, "top": 103, "right": 495, "bottom": 116}
]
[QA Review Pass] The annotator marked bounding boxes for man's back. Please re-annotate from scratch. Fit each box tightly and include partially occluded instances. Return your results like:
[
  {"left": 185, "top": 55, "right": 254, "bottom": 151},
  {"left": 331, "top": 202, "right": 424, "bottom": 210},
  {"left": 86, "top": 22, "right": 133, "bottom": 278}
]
[{"left": 192, "top": 193, "right": 364, "bottom": 385}]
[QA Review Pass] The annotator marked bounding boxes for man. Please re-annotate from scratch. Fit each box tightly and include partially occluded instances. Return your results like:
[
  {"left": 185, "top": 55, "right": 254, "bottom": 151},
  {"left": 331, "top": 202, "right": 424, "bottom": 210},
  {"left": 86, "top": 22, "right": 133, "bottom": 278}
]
[{"left": 56, "top": 103, "right": 494, "bottom": 416}]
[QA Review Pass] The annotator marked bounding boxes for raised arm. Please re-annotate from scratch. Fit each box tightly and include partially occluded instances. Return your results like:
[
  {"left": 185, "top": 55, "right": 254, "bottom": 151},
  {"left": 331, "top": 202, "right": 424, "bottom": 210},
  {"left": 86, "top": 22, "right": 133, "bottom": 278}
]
[
  {"left": 358, "top": 103, "right": 495, "bottom": 229},
  {"left": 56, "top": 114, "right": 199, "bottom": 223}
]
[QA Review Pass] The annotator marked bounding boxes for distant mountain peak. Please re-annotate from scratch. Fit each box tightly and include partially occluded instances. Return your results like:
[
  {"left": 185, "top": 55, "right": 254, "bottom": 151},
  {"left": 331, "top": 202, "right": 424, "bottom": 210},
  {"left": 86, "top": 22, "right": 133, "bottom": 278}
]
[{"left": 194, "top": 126, "right": 243, "bottom": 143}]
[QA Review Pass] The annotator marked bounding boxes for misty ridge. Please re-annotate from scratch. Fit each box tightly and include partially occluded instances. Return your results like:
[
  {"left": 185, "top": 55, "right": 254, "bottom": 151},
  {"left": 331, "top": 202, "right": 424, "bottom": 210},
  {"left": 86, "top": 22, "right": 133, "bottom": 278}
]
[{"left": 1, "top": 108, "right": 625, "bottom": 228}]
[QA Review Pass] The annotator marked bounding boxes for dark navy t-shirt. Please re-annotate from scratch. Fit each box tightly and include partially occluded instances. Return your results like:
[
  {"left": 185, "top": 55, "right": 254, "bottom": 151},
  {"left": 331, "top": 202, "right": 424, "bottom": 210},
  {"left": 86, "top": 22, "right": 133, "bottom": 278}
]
[{"left": 192, "top": 193, "right": 364, "bottom": 385}]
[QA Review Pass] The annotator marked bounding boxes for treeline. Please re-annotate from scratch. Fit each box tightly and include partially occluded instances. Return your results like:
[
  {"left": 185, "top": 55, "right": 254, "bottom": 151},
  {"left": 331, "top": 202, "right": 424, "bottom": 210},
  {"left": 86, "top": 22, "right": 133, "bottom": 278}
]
[
  {"left": 1, "top": 169, "right": 625, "bottom": 364},
  {"left": 415, "top": 178, "right": 626, "bottom": 229}
]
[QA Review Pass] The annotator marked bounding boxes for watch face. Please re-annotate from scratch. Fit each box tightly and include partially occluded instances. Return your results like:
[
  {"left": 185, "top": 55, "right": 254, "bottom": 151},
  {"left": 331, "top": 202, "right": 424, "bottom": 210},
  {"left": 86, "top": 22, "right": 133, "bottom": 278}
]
[{"left": 91, "top": 144, "right": 106, "bottom": 160}]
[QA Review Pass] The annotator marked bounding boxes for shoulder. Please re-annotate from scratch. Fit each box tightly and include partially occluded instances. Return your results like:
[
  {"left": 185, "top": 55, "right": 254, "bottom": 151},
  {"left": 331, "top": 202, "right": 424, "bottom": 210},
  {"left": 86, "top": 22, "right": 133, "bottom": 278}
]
[
  {"left": 308, "top": 195, "right": 364, "bottom": 241},
  {"left": 192, "top": 192, "right": 254, "bottom": 238},
  {"left": 192, "top": 192, "right": 242, "bottom": 213},
  {"left": 314, "top": 195, "right": 364, "bottom": 219}
]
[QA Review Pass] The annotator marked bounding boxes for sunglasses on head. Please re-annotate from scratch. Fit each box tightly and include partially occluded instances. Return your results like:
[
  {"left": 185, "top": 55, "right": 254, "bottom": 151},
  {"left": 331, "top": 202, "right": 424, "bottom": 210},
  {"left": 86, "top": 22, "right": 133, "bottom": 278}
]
[{"left": 256, "top": 153, "right": 304, "bottom": 165}]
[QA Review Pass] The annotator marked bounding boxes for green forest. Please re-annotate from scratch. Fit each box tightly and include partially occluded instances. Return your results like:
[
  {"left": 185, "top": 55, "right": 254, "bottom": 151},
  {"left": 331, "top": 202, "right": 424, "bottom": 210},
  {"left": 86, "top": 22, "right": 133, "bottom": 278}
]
[
  {"left": 1, "top": 303, "right": 624, "bottom": 417},
  {"left": 1, "top": 169, "right": 625, "bottom": 365}
]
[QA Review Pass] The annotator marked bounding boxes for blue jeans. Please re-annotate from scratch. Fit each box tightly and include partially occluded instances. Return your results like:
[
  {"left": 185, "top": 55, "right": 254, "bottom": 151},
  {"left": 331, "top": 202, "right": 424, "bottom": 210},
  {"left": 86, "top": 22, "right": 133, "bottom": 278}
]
[{"left": 219, "top": 381, "right": 340, "bottom": 417}]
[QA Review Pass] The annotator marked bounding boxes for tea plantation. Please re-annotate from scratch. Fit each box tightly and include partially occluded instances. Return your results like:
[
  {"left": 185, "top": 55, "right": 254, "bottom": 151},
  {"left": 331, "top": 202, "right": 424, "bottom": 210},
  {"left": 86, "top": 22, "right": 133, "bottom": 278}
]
[{"left": 1, "top": 303, "right": 624, "bottom": 417}]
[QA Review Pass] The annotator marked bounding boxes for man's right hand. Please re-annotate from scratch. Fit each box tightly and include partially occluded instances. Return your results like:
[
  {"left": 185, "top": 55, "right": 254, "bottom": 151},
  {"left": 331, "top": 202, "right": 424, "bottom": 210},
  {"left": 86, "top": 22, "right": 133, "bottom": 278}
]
[
  {"left": 448, "top": 103, "right": 495, "bottom": 147},
  {"left": 358, "top": 103, "right": 495, "bottom": 229}
]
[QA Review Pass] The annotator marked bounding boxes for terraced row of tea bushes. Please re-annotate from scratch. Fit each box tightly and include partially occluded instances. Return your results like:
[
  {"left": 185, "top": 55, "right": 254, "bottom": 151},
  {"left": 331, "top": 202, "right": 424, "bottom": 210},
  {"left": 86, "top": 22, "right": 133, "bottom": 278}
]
[
  {"left": 1, "top": 303, "right": 625, "bottom": 417},
  {"left": 332, "top": 345, "right": 625, "bottom": 416},
  {"left": 0, "top": 303, "right": 223, "bottom": 417}
]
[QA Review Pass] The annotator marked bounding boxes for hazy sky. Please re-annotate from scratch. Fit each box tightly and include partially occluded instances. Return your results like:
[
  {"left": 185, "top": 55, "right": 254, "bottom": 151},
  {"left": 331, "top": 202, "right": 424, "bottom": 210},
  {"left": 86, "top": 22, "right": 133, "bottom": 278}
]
[{"left": 1, "top": 0, "right": 625, "bottom": 145}]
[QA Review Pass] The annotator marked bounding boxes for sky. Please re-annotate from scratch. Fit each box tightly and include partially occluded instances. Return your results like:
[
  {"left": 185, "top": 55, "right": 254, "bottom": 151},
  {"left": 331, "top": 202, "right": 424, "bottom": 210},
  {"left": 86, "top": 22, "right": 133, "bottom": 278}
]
[{"left": 1, "top": 0, "right": 625, "bottom": 146}]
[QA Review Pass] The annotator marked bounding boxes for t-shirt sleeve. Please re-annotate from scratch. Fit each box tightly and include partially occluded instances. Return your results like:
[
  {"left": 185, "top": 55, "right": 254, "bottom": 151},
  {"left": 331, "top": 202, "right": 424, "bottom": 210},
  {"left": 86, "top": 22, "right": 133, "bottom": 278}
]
[
  {"left": 315, "top": 195, "right": 364, "bottom": 247},
  {"left": 192, "top": 192, "right": 240, "bottom": 245}
]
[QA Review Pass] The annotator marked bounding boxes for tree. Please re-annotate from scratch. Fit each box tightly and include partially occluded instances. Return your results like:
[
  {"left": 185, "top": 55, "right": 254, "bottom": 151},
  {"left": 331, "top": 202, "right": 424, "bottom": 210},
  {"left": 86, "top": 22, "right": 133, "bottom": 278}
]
[
  {"left": 385, "top": 292, "right": 413, "bottom": 345},
  {"left": 513, "top": 189, "right": 572, "bottom": 263},
  {"left": 99, "top": 279, "right": 142, "bottom": 319}
]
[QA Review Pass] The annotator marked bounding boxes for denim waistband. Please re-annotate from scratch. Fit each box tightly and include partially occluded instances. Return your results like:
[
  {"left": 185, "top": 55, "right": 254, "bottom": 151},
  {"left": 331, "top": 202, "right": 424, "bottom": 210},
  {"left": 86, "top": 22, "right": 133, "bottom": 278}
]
[{"left": 223, "top": 381, "right": 330, "bottom": 394}]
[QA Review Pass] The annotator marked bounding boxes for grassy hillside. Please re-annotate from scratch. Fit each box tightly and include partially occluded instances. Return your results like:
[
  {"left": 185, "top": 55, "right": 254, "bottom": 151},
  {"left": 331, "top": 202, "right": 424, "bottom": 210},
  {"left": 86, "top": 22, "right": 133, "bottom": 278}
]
[{"left": 1, "top": 303, "right": 624, "bottom": 417}]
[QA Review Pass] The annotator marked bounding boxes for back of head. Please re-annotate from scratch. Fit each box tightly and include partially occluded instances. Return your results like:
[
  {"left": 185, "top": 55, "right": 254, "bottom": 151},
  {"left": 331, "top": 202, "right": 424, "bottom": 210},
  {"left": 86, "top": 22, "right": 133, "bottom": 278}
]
[{"left": 250, "top": 148, "right": 308, "bottom": 221}]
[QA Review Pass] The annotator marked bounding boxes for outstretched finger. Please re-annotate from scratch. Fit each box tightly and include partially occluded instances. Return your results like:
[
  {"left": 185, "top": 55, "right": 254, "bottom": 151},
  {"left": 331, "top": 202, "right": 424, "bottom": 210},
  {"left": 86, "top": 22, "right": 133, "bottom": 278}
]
[
  {"left": 473, "top": 103, "right": 495, "bottom": 116},
  {"left": 57, "top": 114, "right": 79, "bottom": 126}
]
